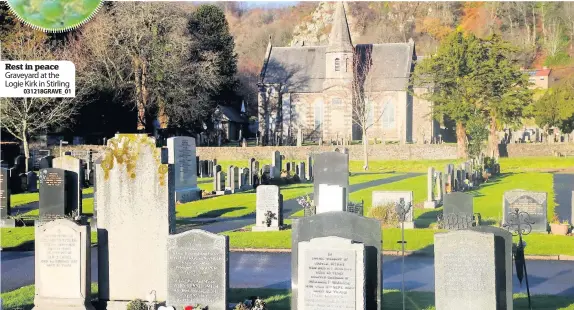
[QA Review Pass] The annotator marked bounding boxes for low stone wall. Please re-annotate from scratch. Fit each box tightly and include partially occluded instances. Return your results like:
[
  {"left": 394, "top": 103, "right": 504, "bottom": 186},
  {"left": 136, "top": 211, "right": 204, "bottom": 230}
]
[
  {"left": 195, "top": 144, "right": 459, "bottom": 161},
  {"left": 41, "top": 141, "right": 574, "bottom": 161},
  {"left": 505, "top": 143, "right": 574, "bottom": 157}
]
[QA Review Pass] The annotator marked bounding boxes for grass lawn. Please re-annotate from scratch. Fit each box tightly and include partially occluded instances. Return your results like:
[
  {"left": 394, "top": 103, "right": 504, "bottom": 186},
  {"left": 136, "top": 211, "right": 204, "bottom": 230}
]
[
  {"left": 1, "top": 227, "right": 97, "bottom": 251},
  {"left": 500, "top": 157, "right": 574, "bottom": 173},
  {"left": 468, "top": 172, "right": 555, "bottom": 222},
  {"left": 177, "top": 173, "right": 397, "bottom": 219},
  {"left": 2, "top": 284, "right": 574, "bottom": 310}
]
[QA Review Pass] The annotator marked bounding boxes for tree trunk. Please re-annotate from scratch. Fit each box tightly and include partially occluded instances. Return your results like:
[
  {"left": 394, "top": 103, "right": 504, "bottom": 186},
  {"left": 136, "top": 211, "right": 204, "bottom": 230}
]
[
  {"left": 362, "top": 129, "right": 369, "bottom": 171},
  {"left": 487, "top": 117, "right": 499, "bottom": 158},
  {"left": 23, "top": 132, "right": 30, "bottom": 173},
  {"left": 456, "top": 121, "right": 468, "bottom": 159},
  {"left": 158, "top": 98, "right": 168, "bottom": 129}
]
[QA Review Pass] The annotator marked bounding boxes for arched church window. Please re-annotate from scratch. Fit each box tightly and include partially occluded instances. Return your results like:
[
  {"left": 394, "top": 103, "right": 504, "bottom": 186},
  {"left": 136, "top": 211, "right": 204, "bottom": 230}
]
[{"left": 335, "top": 58, "right": 340, "bottom": 71}]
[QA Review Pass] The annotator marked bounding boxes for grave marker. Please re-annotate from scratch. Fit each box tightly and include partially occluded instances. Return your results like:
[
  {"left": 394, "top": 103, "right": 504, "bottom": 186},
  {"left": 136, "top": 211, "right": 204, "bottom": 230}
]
[
  {"left": 167, "top": 230, "right": 228, "bottom": 310},
  {"left": 53, "top": 155, "right": 83, "bottom": 215},
  {"left": 253, "top": 185, "right": 283, "bottom": 231},
  {"left": 503, "top": 190, "right": 547, "bottom": 232},
  {"left": 39, "top": 168, "right": 72, "bottom": 220},
  {"left": 167, "top": 136, "right": 201, "bottom": 203},
  {"left": 96, "top": 134, "right": 175, "bottom": 304},
  {"left": 313, "top": 152, "right": 349, "bottom": 208},
  {"left": 0, "top": 168, "right": 14, "bottom": 227},
  {"left": 442, "top": 192, "right": 474, "bottom": 230},
  {"left": 298, "top": 236, "right": 365, "bottom": 310},
  {"left": 34, "top": 219, "right": 94, "bottom": 310},
  {"left": 292, "top": 212, "right": 381, "bottom": 310}
]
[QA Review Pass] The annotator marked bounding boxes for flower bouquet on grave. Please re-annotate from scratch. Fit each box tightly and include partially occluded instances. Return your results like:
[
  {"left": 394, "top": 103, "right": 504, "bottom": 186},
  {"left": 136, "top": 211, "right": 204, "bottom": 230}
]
[
  {"left": 297, "top": 195, "right": 315, "bottom": 216},
  {"left": 184, "top": 305, "right": 208, "bottom": 310}
]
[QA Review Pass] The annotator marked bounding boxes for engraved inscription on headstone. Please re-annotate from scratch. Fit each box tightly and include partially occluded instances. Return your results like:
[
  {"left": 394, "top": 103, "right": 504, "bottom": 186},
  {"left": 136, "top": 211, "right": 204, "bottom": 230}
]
[
  {"left": 0, "top": 168, "right": 10, "bottom": 219},
  {"left": 39, "top": 168, "right": 71, "bottom": 219},
  {"left": 503, "top": 190, "right": 547, "bottom": 232},
  {"left": 298, "top": 236, "right": 365, "bottom": 310},
  {"left": 253, "top": 185, "right": 282, "bottom": 231},
  {"left": 434, "top": 230, "right": 497, "bottom": 310},
  {"left": 167, "top": 230, "right": 228, "bottom": 310}
]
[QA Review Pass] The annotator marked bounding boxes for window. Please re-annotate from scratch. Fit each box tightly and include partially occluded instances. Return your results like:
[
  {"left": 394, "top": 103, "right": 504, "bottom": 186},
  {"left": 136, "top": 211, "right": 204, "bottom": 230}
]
[
  {"left": 382, "top": 100, "right": 395, "bottom": 129},
  {"left": 335, "top": 58, "right": 340, "bottom": 71},
  {"left": 314, "top": 100, "right": 324, "bottom": 129},
  {"left": 540, "top": 77, "right": 545, "bottom": 80},
  {"left": 332, "top": 98, "right": 342, "bottom": 105}
]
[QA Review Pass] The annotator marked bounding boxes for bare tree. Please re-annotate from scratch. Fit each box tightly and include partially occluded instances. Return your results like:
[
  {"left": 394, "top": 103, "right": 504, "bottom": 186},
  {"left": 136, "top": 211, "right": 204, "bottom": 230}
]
[
  {"left": 352, "top": 45, "right": 387, "bottom": 170},
  {"left": 545, "top": 19, "right": 564, "bottom": 57},
  {"left": 563, "top": 3, "right": 574, "bottom": 49}
]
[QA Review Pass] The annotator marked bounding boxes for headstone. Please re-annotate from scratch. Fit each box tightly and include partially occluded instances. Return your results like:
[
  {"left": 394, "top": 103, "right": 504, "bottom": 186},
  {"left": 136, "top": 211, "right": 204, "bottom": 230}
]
[
  {"left": 39, "top": 168, "right": 73, "bottom": 220},
  {"left": 167, "top": 230, "right": 229, "bottom": 310},
  {"left": 313, "top": 152, "right": 349, "bottom": 208},
  {"left": 0, "top": 168, "right": 14, "bottom": 227},
  {"left": 286, "top": 162, "right": 291, "bottom": 173},
  {"left": 316, "top": 184, "right": 346, "bottom": 213},
  {"left": 53, "top": 155, "right": 83, "bottom": 215},
  {"left": 33, "top": 219, "right": 94, "bottom": 310},
  {"left": 91, "top": 159, "right": 101, "bottom": 231},
  {"left": 167, "top": 137, "right": 201, "bottom": 204},
  {"left": 372, "top": 191, "right": 414, "bottom": 228},
  {"left": 442, "top": 192, "right": 474, "bottom": 230},
  {"left": 26, "top": 171, "right": 38, "bottom": 192},
  {"left": 503, "top": 190, "right": 547, "bottom": 232},
  {"left": 292, "top": 212, "right": 381, "bottom": 310},
  {"left": 249, "top": 158, "right": 256, "bottom": 186},
  {"left": 19, "top": 173, "right": 28, "bottom": 193},
  {"left": 434, "top": 229, "right": 510, "bottom": 310},
  {"left": 272, "top": 151, "right": 282, "bottom": 178},
  {"left": 297, "top": 127, "right": 303, "bottom": 147},
  {"left": 96, "top": 134, "right": 175, "bottom": 304},
  {"left": 424, "top": 167, "right": 437, "bottom": 209},
  {"left": 226, "top": 165, "right": 234, "bottom": 190},
  {"left": 307, "top": 155, "right": 313, "bottom": 180},
  {"left": 297, "top": 236, "right": 365, "bottom": 310},
  {"left": 469, "top": 226, "right": 513, "bottom": 310},
  {"left": 8, "top": 167, "right": 22, "bottom": 194},
  {"left": 298, "top": 162, "right": 306, "bottom": 181},
  {"left": 196, "top": 156, "right": 200, "bottom": 177},
  {"left": 14, "top": 155, "right": 26, "bottom": 174},
  {"left": 39, "top": 155, "right": 55, "bottom": 169},
  {"left": 252, "top": 185, "right": 283, "bottom": 231}
]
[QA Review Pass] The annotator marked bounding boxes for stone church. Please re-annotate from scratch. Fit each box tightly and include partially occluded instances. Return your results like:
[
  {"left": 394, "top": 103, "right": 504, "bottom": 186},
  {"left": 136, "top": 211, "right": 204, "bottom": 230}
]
[{"left": 257, "top": 2, "right": 438, "bottom": 145}]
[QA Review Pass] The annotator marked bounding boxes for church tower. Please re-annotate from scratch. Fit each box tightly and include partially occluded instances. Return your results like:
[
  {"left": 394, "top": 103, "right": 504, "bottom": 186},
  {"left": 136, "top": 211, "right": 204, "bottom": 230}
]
[{"left": 325, "top": 2, "right": 354, "bottom": 81}]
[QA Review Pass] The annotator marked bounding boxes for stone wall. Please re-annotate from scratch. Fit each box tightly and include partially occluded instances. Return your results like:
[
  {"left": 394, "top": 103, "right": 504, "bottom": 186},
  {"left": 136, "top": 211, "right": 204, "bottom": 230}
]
[
  {"left": 42, "top": 142, "right": 574, "bottom": 161},
  {"left": 505, "top": 143, "right": 574, "bottom": 157}
]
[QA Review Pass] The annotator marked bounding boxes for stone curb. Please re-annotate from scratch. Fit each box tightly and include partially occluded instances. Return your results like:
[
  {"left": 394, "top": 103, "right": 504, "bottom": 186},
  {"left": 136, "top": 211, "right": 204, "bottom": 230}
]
[{"left": 229, "top": 248, "right": 574, "bottom": 261}]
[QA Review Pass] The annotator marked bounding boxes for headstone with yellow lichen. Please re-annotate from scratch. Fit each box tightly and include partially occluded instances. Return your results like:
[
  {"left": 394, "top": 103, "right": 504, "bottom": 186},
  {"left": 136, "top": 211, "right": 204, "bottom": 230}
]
[{"left": 95, "top": 134, "right": 175, "bottom": 306}]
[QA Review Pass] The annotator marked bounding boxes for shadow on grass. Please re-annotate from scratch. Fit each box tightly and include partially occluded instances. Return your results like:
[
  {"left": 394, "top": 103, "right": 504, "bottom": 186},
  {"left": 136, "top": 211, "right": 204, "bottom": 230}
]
[
  {"left": 1, "top": 240, "right": 35, "bottom": 252},
  {"left": 193, "top": 207, "right": 248, "bottom": 218},
  {"left": 383, "top": 290, "right": 435, "bottom": 310},
  {"left": 513, "top": 294, "right": 574, "bottom": 309},
  {"left": 198, "top": 179, "right": 213, "bottom": 184},
  {"left": 415, "top": 210, "right": 442, "bottom": 228}
]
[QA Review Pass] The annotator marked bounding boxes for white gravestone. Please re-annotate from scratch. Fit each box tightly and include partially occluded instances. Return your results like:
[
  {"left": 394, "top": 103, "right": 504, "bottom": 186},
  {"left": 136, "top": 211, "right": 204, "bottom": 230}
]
[
  {"left": 316, "top": 184, "right": 346, "bottom": 214},
  {"left": 424, "top": 167, "right": 437, "bottom": 209},
  {"left": 298, "top": 236, "right": 365, "bottom": 310},
  {"left": 52, "top": 155, "right": 83, "bottom": 215},
  {"left": 253, "top": 185, "right": 283, "bottom": 231},
  {"left": 167, "top": 137, "right": 201, "bottom": 203},
  {"left": 34, "top": 219, "right": 94, "bottom": 310},
  {"left": 96, "top": 134, "right": 175, "bottom": 306}
]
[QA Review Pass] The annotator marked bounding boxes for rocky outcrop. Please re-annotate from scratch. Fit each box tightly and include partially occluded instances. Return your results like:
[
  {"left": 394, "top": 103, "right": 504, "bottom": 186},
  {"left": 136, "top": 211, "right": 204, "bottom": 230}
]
[{"left": 289, "top": 2, "right": 361, "bottom": 47}]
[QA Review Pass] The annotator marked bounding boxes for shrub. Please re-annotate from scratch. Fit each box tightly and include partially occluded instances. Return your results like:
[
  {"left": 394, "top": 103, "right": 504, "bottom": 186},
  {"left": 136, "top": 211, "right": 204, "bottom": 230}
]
[
  {"left": 368, "top": 203, "right": 399, "bottom": 227},
  {"left": 126, "top": 299, "right": 148, "bottom": 310},
  {"left": 292, "top": 174, "right": 301, "bottom": 183}
]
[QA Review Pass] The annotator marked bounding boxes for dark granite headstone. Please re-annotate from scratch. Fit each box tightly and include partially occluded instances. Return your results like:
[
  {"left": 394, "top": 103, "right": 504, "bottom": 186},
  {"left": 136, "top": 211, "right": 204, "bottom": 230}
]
[
  {"left": 441, "top": 192, "right": 474, "bottom": 230},
  {"left": 313, "top": 152, "right": 349, "bottom": 206},
  {"left": 39, "top": 155, "right": 55, "bottom": 169},
  {"left": 19, "top": 173, "right": 28, "bottom": 193},
  {"left": 196, "top": 156, "right": 200, "bottom": 177},
  {"left": 8, "top": 167, "right": 22, "bottom": 194},
  {"left": 13, "top": 155, "right": 26, "bottom": 174},
  {"left": 39, "top": 168, "right": 72, "bottom": 219},
  {"left": 469, "top": 226, "right": 513, "bottom": 309},
  {"left": 291, "top": 212, "right": 381, "bottom": 310},
  {"left": 167, "top": 230, "right": 229, "bottom": 310},
  {"left": 1, "top": 168, "right": 11, "bottom": 219},
  {"left": 503, "top": 190, "right": 547, "bottom": 232},
  {"left": 26, "top": 171, "right": 38, "bottom": 192},
  {"left": 435, "top": 229, "right": 510, "bottom": 309}
]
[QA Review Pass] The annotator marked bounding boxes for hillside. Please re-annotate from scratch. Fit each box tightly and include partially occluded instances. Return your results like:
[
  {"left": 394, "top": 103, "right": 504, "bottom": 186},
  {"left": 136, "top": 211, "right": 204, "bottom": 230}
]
[{"left": 229, "top": 1, "right": 574, "bottom": 113}]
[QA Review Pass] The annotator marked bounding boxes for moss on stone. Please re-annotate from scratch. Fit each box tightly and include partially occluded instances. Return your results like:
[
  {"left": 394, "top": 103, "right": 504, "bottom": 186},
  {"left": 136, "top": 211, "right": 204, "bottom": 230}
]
[{"left": 101, "top": 134, "right": 167, "bottom": 186}]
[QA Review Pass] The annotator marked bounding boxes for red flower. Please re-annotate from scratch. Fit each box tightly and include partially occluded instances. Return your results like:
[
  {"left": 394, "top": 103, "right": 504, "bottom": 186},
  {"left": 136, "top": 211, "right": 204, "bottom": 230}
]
[{"left": 185, "top": 306, "right": 193, "bottom": 310}]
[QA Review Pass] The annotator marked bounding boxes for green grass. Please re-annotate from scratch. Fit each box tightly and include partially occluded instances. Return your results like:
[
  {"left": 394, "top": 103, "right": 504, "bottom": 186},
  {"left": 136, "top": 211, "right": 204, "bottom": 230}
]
[
  {"left": 2, "top": 285, "right": 574, "bottom": 310},
  {"left": 178, "top": 173, "right": 397, "bottom": 219},
  {"left": 500, "top": 157, "right": 574, "bottom": 173},
  {"left": 10, "top": 192, "right": 39, "bottom": 207},
  {"left": 1, "top": 227, "right": 97, "bottom": 251},
  {"left": 468, "top": 172, "right": 555, "bottom": 222}
]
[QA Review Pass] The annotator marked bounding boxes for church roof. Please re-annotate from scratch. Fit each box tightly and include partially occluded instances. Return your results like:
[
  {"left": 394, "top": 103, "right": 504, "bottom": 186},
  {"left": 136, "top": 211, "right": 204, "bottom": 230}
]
[
  {"left": 261, "top": 42, "right": 415, "bottom": 93},
  {"left": 327, "top": 2, "right": 353, "bottom": 53}
]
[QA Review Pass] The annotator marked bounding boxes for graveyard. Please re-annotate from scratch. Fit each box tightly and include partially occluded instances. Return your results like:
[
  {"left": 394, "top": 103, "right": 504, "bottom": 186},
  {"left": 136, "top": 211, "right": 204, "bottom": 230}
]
[
  {"left": 3, "top": 1, "right": 574, "bottom": 309},
  {"left": 1, "top": 135, "right": 574, "bottom": 310}
]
